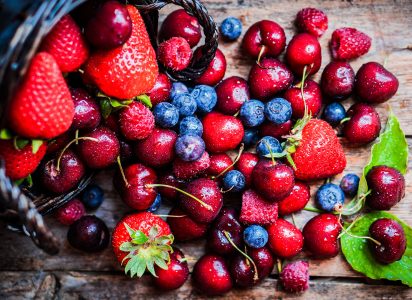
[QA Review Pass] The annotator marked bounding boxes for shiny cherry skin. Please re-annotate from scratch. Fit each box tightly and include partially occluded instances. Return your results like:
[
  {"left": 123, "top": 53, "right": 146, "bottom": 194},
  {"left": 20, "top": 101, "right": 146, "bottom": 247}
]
[
  {"left": 284, "top": 79, "right": 323, "bottom": 119},
  {"left": 157, "top": 172, "right": 186, "bottom": 204},
  {"left": 147, "top": 73, "right": 172, "bottom": 106},
  {"left": 167, "top": 207, "right": 208, "bottom": 241},
  {"left": 267, "top": 219, "right": 303, "bottom": 259},
  {"left": 321, "top": 61, "right": 355, "bottom": 101},
  {"left": 153, "top": 247, "right": 189, "bottom": 290},
  {"left": 216, "top": 76, "right": 250, "bottom": 115},
  {"left": 259, "top": 120, "right": 292, "bottom": 140},
  {"left": 278, "top": 181, "right": 311, "bottom": 216},
  {"left": 236, "top": 152, "right": 259, "bottom": 187},
  {"left": 70, "top": 88, "right": 101, "bottom": 130},
  {"left": 286, "top": 33, "right": 321, "bottom": 76},
  {"left": 207, "top": 153, "right": 233, "bottom": 177},
  {"left": 195, "top": 48, "right": 227, "bottom": 86}
]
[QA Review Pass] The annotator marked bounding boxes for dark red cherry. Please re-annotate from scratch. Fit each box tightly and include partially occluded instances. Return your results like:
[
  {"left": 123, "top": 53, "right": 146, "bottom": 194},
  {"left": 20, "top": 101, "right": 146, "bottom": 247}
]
[
  {"left": 70, "top": 88, "right": 101, "bottom": 130},
  {"left": 206, "top": 153, "right": 233, "bottom": 177},
  {"left": 321, "top": 61, "right": 355, "bottom": 101},
  {"left": 267, "top": 219, "right": 303, "bottom": 259},
  {"left": 195, "top": 48, "right": 227, "bottom": 86},
  {"left": 259, "top": 120, "right": 292, "bottom": 140},
  {"left": 153, "top": 247, "right": 189, "bottom": 290},
  {"left": 147, "top": 73, "right": 172, "bottom": 106},
  {"left": 284, "top": 79, "right": 322, "bottom": 119},
  {"left": 236, "top": 152, "right": 258, "bottom": 187},
  {"left": 167, "top": 207, "right": 208, "bottom": 242},
  {"left": 286, "top": 33, "right": 321, "bottom": 76},
  {"left": 157, "top": 172, "right": 186, "bottom": 203},
  {"left": 216, "top": 76, "right": 250, "bottom": 115}
]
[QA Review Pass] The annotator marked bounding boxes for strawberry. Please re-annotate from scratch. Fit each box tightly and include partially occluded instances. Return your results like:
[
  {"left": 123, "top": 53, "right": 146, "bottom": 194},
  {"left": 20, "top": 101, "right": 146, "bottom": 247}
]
[
  {"left": 8, "top": 52, "right": 74, "bottom": 139},
  {"left": 290, "top": 119, "right": 346, "bottom": 181},
  {"left": 173, "top": 151, "right": 211, "bottom": 180},
  {"left": 83, "top": 5, "right": 158, "bottom": 99},
  {"left": 296, "top": 8, "right": 328, "bottom": 37},
  {"left": 119, "top": 101, "right": 155, "bottom": 140},
  {"left": 40, "top": 15, "right": 89, "bottom": 72},
  {"left": 111, "top": 212, "right": 174, "bottom": 277},
  {"left": 0, "top": 139, "right": 47, "bottom": 180},
  {"left": 330, "top": 27, "right": 371, "bottom": 61},
  {"left": 240, "top": 189, "right": 278, "bottom": 225}
]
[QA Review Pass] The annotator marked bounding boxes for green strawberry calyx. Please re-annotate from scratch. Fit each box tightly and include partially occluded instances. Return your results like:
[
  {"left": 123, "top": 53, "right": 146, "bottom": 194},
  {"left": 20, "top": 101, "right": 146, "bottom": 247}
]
[
  {"left": 0, "top": 128, "right": 44, "bottom": 154},
  {"left": 120, "top": 223, "right": 174, "bottom": 278},
  {"left": 97, "top": 92, "right": 152, "bottom": 119}
]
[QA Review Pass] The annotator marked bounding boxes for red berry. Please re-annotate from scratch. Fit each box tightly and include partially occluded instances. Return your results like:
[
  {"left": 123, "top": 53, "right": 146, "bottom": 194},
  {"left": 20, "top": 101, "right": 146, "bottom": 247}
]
[
  {"left": 321, "top": 61, "right": 355, "bottom": 101},
  {"left": 280, "top": 260, "right": 309, "bottom": 293},
  {"left": 157, "top": 172, "right": 186, "bottom": 203},
  {"left": 158, "top": 37, "right": 193, "bottom": 71},
  {"left": 70, "top": 88, "right": 101, "bottom": 130},
  {"left": 286, "top": 33, "right": 322, "bottom": 76},
  {"left": 267, "top": 219, "right": 303, "bottom": 259},
  {"left": 207, "top": 153, "right": 233, "bottom": 177},
  {"left": 216, "top": 76, "right": 250, "bottom": 115},
  {"left": 159, "top": 9, "right": 201, "bottom": 48},
  {"left": 153, "top": 248, "right": 189, "bottom": 290},
  {"left": 296, "top": 7, "right": 328, "bottom": 37},
  {"left": 167, "top": 207, "right": 208, "bottom": 241},
  {"left": 119, "top": 101, "right": 155, "bottom": 140},
  {"left": 134, "top": 128, "right": 177, "bottom": 168},
  {"left": 173, "top": 151, "right": 211, "bottom": 180},
  {"left": 240, "top": 189, "right": 278, "bottom": 225},
  {"left": 284, "top": 79, "right": 322, "bottom": 119},
  {"left": 278, "top": 182, "right": 310, "bottom": 216},
  {"left": 259, "top": 120, "right": 292, "bottom": 140},
  {"left": 147, "top": 73, "right": 172, "bottom": 106},
  {"left": 248, "top": 58, "right": 293, "bottom": 101},
  {"left": 330, "top": 27, "right": 371, "bottom": 60},
  {"left": 236, "top": 152, "right": 258, "bottom": 187},
  {"left": 56, "top": 199, "right": 85, "bottom": 225},
  {"left": 343, "top": 103, "right": 381, "bottom": 144},
  {"left": 195, "top": 48, "right": 227, "bottom": 86}
]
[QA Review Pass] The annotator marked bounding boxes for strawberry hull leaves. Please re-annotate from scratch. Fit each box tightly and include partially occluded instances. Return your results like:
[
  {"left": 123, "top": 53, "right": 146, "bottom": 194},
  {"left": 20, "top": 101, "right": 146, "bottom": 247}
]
[{"left": 341, "top": 211, "right": 412, "bottom": 287}]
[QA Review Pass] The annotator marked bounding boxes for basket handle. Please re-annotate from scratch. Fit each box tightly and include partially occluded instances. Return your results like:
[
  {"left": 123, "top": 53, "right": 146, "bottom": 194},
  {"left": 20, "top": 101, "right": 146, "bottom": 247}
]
[{"left": 135, "top": 0, "right": 219, "bottom": 82}]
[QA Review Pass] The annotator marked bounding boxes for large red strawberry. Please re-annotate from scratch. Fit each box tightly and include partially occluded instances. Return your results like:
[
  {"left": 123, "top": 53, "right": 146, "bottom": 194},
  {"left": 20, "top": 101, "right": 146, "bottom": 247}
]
[
  {"left": 83, "top": 5, "right": 158, "bottom": 99},
  {"left": 8, "top": 52, "right": 74, "bottom": 139},
  {"left": 0, "top": 139, "right": 47, "bottom": 180},
  {"left": 40, "top": 15, "right": 89, "bottom": 72},
  {"left": 291, "top": 119, "right": 346, "bottom": 181},
  {"left": 112, "top": 212, "right": 174, "bottom": 277}
]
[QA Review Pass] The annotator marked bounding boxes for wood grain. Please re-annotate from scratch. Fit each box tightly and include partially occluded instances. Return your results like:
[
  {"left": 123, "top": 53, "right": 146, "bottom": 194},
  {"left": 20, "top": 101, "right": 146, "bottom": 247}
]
[{"left": 1, "top": 0, "right": 412, "bottom": 298}]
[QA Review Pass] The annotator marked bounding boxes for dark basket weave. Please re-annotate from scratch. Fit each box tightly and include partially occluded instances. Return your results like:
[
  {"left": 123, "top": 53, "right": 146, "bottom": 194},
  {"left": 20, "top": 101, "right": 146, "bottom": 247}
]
[{"left": 0, "top": 0, "right": 218, "bottom": 255}]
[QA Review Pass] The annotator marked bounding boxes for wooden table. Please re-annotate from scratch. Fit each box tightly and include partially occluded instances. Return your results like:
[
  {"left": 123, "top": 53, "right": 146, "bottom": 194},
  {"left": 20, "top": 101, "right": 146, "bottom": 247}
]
[{"left": 1, "top": 0, "right": 412, "bottom": 299}]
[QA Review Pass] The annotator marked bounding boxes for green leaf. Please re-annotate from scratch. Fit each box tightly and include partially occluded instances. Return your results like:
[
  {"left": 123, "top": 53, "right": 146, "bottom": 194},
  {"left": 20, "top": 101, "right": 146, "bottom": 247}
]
[
  {"left": 110, "top": 99, "right": 133, "bottom": 108},
  {"left": 119, "top": 242, "right": 135, "bottom": 252},
  {"left": 136, "top": 94, "right": 152, "bottom": 109},
  {"left": 31, "top": 139, "right": 43, "bottom": 154},
  {"left": 146, "top": 258, "right": 157, "bottom": 277},
  {"left": 154, "top": 256, "right": 169, "bottom": 270},
  {"left": 14, "top": 138, "right": 29, "bottom": 150},
  {"left": 0, "top": 129, "right": 12, "bottom": 140},
  {"left": 149, "top": 226, "right": 158, "bottom": 239},
  {"left": 341, "top": 211, "right": 412, "bottom": 286},
  {"left": 100, "top": 99, "right": 112, "bottom": 119},
  {"left": 131, "top": 230, "right": 149, "bottom": 245}
]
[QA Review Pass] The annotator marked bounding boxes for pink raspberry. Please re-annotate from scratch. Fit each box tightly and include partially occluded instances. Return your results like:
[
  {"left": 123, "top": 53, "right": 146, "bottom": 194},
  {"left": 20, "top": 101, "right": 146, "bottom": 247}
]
[
  {"left": 56, "top": 199, "right": 85, "bottom": 225},
  {"left": 280, "top": 261, "right": 310, "bottom": 293}
]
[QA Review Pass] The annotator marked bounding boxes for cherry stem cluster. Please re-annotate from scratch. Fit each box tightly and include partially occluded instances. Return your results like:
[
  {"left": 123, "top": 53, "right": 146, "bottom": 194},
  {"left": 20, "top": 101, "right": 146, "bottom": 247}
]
[{"left": 56, "top": 136, "right": 98, "bottom": 171}]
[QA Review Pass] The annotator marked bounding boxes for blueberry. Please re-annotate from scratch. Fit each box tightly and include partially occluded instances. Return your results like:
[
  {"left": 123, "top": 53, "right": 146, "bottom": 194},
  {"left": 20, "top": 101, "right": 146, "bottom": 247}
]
[
  {"left": 239, "top": 99, "right": 265, "bottom": 127},
  {"left": 179, "top": 116, "right": 203, "bottom": 136},
  {"left": 316, "top": 183, "right": 345, "bottom": 212},
  {"left": 264, "top": 98, "right": 292, "bottom": 124},
  {"left": 243, "top": 225, "right": 268, "bottom": 249},
  {"left": 81, "top": 184, "right": 104, "bottom": 210},
  {"left": 322, "top": 102, "right": 346, "bottom": 127},
  {"left": 222, "top": 170, "right": 246, "bottom": 192},
  {"left": 153, "top": 102, "right": 179, "bottom": 128},
  {"left": 175, "top": 134, "right": 205, "bottom": 161},
  {"left": 242, "top": 128, "right": 259, "bottom": 147},
  {"left": 191, "top": 85, "right": 217, "bottom": 114},
  {"left": 340, "top": 173, "right": 360, "bottom": 197},
  {"left": 170, "top": 82, "right": 189, "bottom": 100},
  {"left": 220, "top": 17, "right": 242, "bottom": 41},
  {"left": 171, "top": 93, "right": 197, "bottom": 117},
  {"left": 147, "top": 194, "right": 162, "bottom": 212},
  {"left": 256, "top": 136, "right": 283, "bottom": 158}
]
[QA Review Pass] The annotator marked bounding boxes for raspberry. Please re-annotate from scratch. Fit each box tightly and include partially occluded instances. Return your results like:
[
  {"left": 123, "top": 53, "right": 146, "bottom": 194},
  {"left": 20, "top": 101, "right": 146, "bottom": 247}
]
[
  {"left": 280, "top": 261, "right": 309, "bottom": 293},
  {"left": 296, "top": 7, "right": 328, "bottom": 37},
  {"left": 158, "top": 37, "right": 193, "bottom": 71},
  {"left": 330, "top": 27, "right": 371, "bottom": 60},
  {"left": 56, "top": 199, "right": 86, "bottom": 226},
  {"left": 239, "top": 189, "right": 278, "bottom": 225},
  {"left": 119, "top": 101, "right": 155, "bottom": 140}
]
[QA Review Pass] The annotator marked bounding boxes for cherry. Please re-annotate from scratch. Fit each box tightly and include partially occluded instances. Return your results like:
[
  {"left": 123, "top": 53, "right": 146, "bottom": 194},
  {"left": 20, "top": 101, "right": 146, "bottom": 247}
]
[
  {"left": 67, "top": 215, "right": 110, "bottom": 252},
  {"left": 202, "top": 112, "right": 244, "bottom": 153},
  {"left": 172, "top": 151, "right": 211, "bottom": 180},
  {"left": 47, "top": 132, "right": 71, "bottom": 155},
  {"left": 85, "top": 1, "right": 132, "bottom": 49},
  {"left": 216, "top": 76, "right": 250, "bottom": 115},
  {"left": 248, "top": 58, "right": 294, "bottom": 101},
  {"left": 192, "top": 254, "right": 233, "bottom": 296},
  {"left": 242, "top": 20, "right": 286, "bottom": 59},
  {"left": 355, "top": 62, "right": 399, "bottom": 104},
  {"left": 249, "top": 247, "right": 275, "bottom": 279},
  {"left": 259, "top": 120, "right": 292, "bottom": 140},
  {"left": 147, "top": 73, "right": 172, "bottom": 106},
  {"left": 236, "top": 152, "right": 258, "bottom": 187},
  {"left": 56, "top": 199, "right": 85, "bottom": 226},
  {"left": 70, "top": 88, "right": 101, "bottom": 130},
  {"left": 40, "top": 149, "right": 85, "bottom": 194},
  {"left": 153, "top": 247, "right": 189, "bottom": 290},
  {"left": 103, "top": 113, "right": 120, "bottom": 134},
  {"left": 343, "top": 103, "right": 381, "bottom": 145},
  {"left": 369, "top": 218, "right": 406, "bottom": 264},
  {"left": 114, "top": 163, "right": 157, "bottom": 211},
  {"left": 286, "top": 33, "right": 321, "bottom": 76},
  {"left": 303, "top": 213, "right": 342, "bottom": 258},
  {"left": 207, "top": 207, "right": 243, "bottom": 255},
  {"left": 321, "top": 61, "right": 355, "bottom": 101},
  {"left": 267, "top": 219, "right": 303, "bottom": 259},
  {"left": 284, "top": 79, "right": 323, "bottom": 119},
  {"left": 134, "top": 128, "right": 177, "bottom": 168},
  {"left": 159, "top": 9, "right": 201, "bottom": 48},
  {"left": 119, "top": 139, "right": 133, "bottom": 163},
  {"left": 252, "top": 160, "right": 294, "bottom": 202},
  {"left": 167, "top": 207, "right": 208, "bottom": 242},
  {"left": 366, "top": 165, "right": 405, "bottom": 210},
  {"left": 207, "top": 153, "right": 233, "bottom": 177},
  {"left": 195, "top": 48, "right": 227, "bottom": 86},
  {"left": 77, "top": 126, "right": 120, "bottom": 169},
  {"left": 157, "top": 172, "right": 186, "bottom": 203},
  {"left": 278, "top": 181, "right": 311, "bottom": 216}
]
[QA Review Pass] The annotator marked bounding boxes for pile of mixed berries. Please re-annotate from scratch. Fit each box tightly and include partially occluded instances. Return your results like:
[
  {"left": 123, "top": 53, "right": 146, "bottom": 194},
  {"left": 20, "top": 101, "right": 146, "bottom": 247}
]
[{"left": 0, "top": 1, "right": 407, "bottom": 295}]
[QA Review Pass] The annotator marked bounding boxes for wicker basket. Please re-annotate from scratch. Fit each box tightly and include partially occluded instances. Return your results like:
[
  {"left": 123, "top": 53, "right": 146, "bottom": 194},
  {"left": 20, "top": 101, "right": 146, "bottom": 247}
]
[{"left": 0, "top": 0, "right": 218, "bottom": 255}]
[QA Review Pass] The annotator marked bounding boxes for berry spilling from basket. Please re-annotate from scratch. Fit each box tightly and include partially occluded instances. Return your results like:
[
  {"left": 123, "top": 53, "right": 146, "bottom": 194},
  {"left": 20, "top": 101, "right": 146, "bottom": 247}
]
[{"left": 3, "top": 1, "right": 410, "bottom": 295}]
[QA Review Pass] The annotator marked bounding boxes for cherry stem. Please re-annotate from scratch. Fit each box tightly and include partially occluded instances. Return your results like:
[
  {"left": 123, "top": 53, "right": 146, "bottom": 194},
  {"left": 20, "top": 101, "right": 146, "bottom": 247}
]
[
  {"left": 263, "top": 140, "right": 276, "bottom": 166},
  {"left": 303, "top": 205, "right": 324, "bottom": 213},
  {"left": 276, "top": 258, "right": 282, "bottom": 274},
  {"left": 56, "top": 137, "right": 98, "bottom": 171},
  {"left": 300, "top": 65, "right": 309, "bottom": 118},
  {"left": 337, "top": 212, "right": 381, "bottom": 246},
  {"left": 220, "top": 185, "right": 235, "bottom": 193},
  {"left": 75, "top": 129, "right": 79, "bottom": 145},
  {"left": 146, "top": 184, "right": 213, "bottom": 211},
  {"left": 291, "top": 213, "right": 297, "bottom": 227},
  {"left": 340, "top": 117, "right": 350, "bottom": 125},
  {"left": 223, "top": 231, "right": 259, "bottom": 282},
  {"left": 212, "top": 143, "right": 244, "bottom": 180},
  {"left": 155, "top": 214, "right": 187, "bottom": 218},
  {"left": 117, "top": 156, "right": 130, "bottom": 188},
  {"left": 256, "top": 45, "right": 266, "bottom": 67}
]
